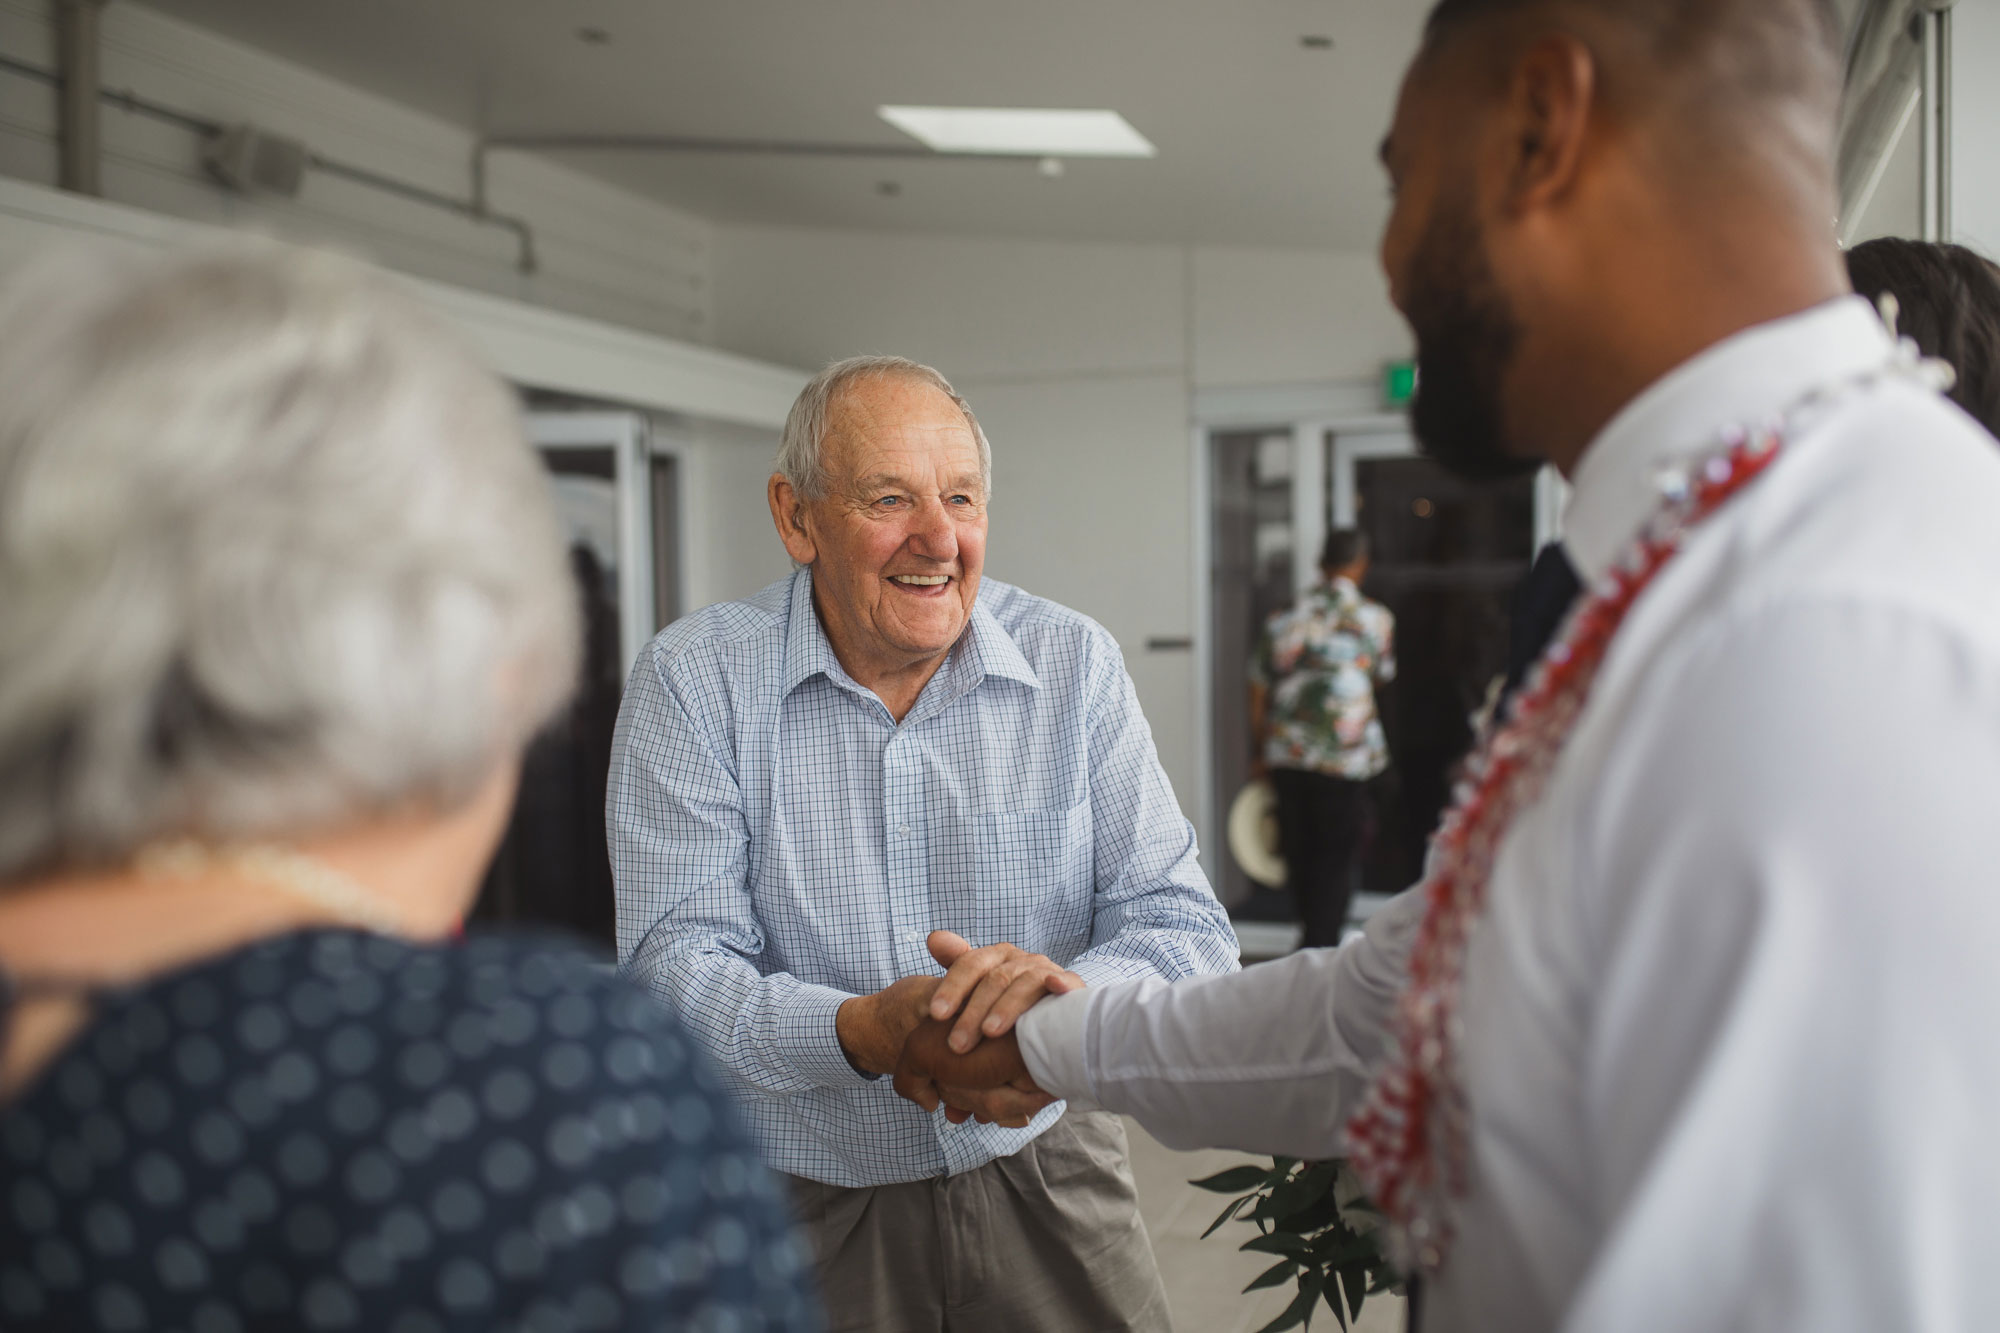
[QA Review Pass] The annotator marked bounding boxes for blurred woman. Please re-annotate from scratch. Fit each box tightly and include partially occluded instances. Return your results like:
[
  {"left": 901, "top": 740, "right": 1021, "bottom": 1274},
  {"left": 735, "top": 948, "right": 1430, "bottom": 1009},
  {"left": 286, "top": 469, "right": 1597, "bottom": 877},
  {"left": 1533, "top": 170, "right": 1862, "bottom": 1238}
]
[
  {"left": 1846, "top": 236, "right": 2000, "bottom": 437},
  {"left": 0, "top": 244, "right": 818, "bottom": 1331}
]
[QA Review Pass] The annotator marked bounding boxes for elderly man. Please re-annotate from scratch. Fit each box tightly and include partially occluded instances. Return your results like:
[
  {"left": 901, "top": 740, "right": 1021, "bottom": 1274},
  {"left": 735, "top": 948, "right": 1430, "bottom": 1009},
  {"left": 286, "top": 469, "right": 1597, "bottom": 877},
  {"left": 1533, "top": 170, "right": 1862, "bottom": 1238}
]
[
  {"left": 609, "top": 355, "right": 1237, "bottom": 1330},
  {"left": 896, "top": 2, "right": 2000, "bottom": 1330}
]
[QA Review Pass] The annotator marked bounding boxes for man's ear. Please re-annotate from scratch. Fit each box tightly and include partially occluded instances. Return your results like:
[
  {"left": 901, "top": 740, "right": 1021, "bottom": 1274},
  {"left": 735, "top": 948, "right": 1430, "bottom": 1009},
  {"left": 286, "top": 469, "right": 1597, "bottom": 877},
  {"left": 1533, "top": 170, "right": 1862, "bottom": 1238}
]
[
  {"left": 768, "top": 474, "right": 818, "bottom": 566},
  {"left": 1501, "top": 34, "right": 1597, "bottom": 216}
]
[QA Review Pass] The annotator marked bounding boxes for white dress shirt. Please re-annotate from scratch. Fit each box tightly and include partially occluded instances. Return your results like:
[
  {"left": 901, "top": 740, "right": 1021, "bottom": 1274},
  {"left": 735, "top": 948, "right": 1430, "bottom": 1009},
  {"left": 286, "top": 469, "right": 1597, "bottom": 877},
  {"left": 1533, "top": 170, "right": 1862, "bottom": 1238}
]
[{"left": 1019, "top": 299, "right": 2000, "bottom": 1331}]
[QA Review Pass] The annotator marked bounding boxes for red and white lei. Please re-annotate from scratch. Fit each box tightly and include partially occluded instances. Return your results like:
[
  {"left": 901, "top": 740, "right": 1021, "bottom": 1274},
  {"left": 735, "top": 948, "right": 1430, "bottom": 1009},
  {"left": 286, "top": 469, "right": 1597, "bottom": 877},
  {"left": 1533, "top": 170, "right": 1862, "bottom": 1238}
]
[{"left": 1342, "top": 420, "right": 1788, "bottom": 1275}]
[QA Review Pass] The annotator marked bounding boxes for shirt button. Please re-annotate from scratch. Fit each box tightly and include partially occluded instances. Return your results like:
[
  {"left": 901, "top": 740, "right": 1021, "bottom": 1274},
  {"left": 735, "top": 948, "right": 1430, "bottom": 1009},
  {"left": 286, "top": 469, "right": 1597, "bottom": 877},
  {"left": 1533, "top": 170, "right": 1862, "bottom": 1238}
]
[
  {"left": 902, "top": 930, "right": 922, "bottom": 944},
  {"left": 898, "top": 824, "right": 911, "bottom": 838}
]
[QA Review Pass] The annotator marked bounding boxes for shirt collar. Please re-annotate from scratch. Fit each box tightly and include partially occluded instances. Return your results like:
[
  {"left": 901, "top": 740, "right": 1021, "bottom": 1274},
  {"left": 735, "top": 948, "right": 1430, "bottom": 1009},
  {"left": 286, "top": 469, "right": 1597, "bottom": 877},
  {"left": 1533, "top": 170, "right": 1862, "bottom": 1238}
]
[
  {"left": 1561, "top": 296, "right": 1894, "bottom": 582},
  {"left": 780, "top": 568, "right": 1042, "bottom": 707}
]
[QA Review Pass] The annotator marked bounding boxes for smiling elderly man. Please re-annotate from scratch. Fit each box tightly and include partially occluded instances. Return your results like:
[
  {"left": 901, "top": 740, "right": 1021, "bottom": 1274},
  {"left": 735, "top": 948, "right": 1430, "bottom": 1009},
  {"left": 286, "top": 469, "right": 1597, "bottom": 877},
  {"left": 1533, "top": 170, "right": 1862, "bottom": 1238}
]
[{"left": 608, "top": 355, "right": 1237, "bottom": 1331}]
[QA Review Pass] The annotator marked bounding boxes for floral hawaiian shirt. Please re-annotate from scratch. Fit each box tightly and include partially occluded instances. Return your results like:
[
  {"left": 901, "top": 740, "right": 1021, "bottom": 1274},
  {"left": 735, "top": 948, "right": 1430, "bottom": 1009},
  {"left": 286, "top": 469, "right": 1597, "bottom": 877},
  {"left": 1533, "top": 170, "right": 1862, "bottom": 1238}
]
[{"left": 1250, "top": 576, "right": 1397, "bottom": 779}]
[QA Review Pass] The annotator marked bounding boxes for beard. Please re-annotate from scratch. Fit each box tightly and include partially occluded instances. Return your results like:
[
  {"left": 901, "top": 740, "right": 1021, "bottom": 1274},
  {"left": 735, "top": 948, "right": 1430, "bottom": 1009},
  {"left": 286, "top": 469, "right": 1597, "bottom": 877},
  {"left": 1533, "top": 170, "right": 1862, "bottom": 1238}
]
[{"left": 1402, "top": 189, "right": 1539, "bottom": 482}]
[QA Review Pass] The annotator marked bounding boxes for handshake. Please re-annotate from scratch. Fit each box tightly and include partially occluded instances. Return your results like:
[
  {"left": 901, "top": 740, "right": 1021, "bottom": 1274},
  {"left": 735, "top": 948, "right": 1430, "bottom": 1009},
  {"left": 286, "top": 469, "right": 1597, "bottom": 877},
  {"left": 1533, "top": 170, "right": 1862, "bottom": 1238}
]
[{"left": 835, "top": 930, "right": 1086, "bottom": 1128}]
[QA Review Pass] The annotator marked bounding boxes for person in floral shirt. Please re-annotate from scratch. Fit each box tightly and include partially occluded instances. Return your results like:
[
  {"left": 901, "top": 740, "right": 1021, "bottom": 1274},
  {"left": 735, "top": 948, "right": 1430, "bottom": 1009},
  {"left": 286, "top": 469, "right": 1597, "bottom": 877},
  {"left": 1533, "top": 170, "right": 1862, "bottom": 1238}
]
[{"left": 1249, "top": 529, "right": 1396, "bottom": 947}]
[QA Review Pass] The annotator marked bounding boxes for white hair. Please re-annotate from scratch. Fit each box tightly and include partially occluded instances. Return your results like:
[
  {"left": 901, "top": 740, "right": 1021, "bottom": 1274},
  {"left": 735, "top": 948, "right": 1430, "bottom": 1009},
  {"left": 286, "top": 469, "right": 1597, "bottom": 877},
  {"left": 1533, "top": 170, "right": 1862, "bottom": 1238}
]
[
  {"left": 0, "top": 241, "right": 578, "bottom": 881},
  {"left": 776, "top": 355, "right": 992, "bottom": 501}
]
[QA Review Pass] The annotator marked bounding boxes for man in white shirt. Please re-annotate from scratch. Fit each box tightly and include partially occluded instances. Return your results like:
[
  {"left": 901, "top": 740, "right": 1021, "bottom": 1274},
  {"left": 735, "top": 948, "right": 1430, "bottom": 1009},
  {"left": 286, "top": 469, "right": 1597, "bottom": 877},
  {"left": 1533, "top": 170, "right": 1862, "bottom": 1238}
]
[{"left": 893, "top": 1, "right": 2000, "bottom": 1329}]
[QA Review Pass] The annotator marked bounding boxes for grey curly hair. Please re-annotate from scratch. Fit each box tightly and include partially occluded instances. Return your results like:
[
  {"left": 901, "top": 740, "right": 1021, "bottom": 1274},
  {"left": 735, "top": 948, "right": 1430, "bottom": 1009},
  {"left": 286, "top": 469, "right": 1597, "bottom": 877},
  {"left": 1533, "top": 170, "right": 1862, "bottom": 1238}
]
[{"left": 0, "top": 242, "right": 578, "bottom": 881}]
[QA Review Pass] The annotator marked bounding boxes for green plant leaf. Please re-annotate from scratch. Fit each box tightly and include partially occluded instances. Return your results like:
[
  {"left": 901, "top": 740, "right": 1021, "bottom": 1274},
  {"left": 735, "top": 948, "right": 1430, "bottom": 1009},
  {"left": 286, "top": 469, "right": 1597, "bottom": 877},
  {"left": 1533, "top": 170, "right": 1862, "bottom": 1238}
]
[
  {"left": 1199, "top": 1194, "right": 1253, "bottom": 1239},
  {"left": 1323, "top": 1280, "right": 1350, "bottom": 1330},
  {"left": 1339, "top": 1263, "right": 1368, "bottom": 1319},
  {"left": 1267, "top": 1164, "right": 1338, "bottom": 1219},
  {"left": 1190, "top": 1166, "right": 1275, "bottom": 1194},
  {"left": 1241, "top": 1232, "right": 1314, "bottom": 1259},
  {"left": 1253, "top": 1276, "right": 1326, "bottom": 1333},
  {"left": 1243, "top": 1259, "right": 1299, "bottom": 1293}
]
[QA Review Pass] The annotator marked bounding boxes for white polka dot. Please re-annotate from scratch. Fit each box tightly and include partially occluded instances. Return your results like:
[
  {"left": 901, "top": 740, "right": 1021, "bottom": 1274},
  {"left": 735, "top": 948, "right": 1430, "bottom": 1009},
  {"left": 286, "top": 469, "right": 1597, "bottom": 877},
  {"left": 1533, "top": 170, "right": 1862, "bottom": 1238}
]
[
  {"left": 666, "top": 1095, "right": 714, "bottom": 1146},
  {"left": 386, "top": 1112, "right": 436, "bottom": 1163},
  {"left": 191, "top": 1298, "right": 244, "bottom": 1333},
  {"left": 175, "top": 1032, "right": 227, "bottom": 1086},
  {"left": 548, "top": 992, "right": 595, "bottom": 1039},
  {"left": 544, "top": 1042, "right": 593, "bottom": 1091},
  {"left": 493, "top": 1227, "right": 547, "bottom": 1280},
  {"left": 225, "top": 1169, "right": 279, "bottom": 1223},
  {"left": 446, "top": 1012, "right": 492, "bottom": 1060},
  {"left": 326, "top": 1025, "right": 379, "bottom": 1077},
  {"left": 93, "top": 1281, "right": 145, "bottom": 1331},
  {"left": 276, "top": 1133, "right": 330, "bottom": 1188},
  {"left": 133, "top": 1150, "right": 186, "bottom": 1206},
  {"left": 83, "top": 1200, "right": 135, "bottom": 1254},
  {"left": 345, "top": 1148, "right": 400, "bottom": 1204},
  {"left": 481, "top": 1068, "right": 535, "bottom": 1120},
  {"left": 156, "top": 1235, "right": 211, "bottom": 1290},
  {"left": 172, "top": 977, "right": 223, "bottom": 1027},
  {"left": 571, "top": 1282, "right": 622, "bottom": 1330},
  {"left": 335, "top": 970, "right": 384, "bottom": 1016},
  {"left": 56, "top": 1061, "right": 104, "bottom": 1112},
  {"left": 489, "top": 998, "right": 537, "bottom": 1046},
  {"left": 431, "top": 1179, "right": 485, "bottom": 1233},
  {"left": 620, "top": 1174, "right": 669, "bottom": 1225},
  {"left": 287, "top": 980, "right": 339, "bottom": 1030},
  {"left": 339, "top": 1235, "right": 394, "bottom": 1288},
  {"left": 379, "top": 1205, "right": 433, "bottom": 1261},
  {"left": 423, "top": 1088, "right": 477, "bottom": 1141},
  {"left": 301, "top": 1276, "right": 360, "bottom": 1329},
  {"left": 32, "top": 1236, "right": 82, "bottom": 1287},
  {"left": 398, "top": 1041, "right": 450, "bottom": 1090},
  {"left": 572, "top": 1183, "right": 617, "bottom": 1237},
  {"left": 267, "top": 1051, "right": 320, "bottom": 1102},
  {"left": 438, "top": 1256, "right": 494, "bottom": 1311},
  {"left": 226, "top": 1074, "right": 278, "bottom": 1127},
  {"left": 480, "top": 1139, "right": 535, "bottom": 1194},
  {"left": 284, "top": 1203, "right": 339, "bottom": 1256},
  {"left": 237, "top": 1003, "right": 288, "bottom": 1053},
  {"left": 707, "top": 1215, "right": 751, "bottom": 1265},
  {"left": 604, "top": 1035, "right": 653, "bottom": 1084},
  {"left": 618, "top": 1245, "right": 665, "bottom": 1297},
  {"left": 193, "top": 1198, "right": 245, "bottom": 1251},
  {"left": 547, "top": 1115, "right": 595, "bottom": 1168},
  {"left": 192, "top": 1110, "right": 247, "bottom": 1166},
  {"left": 328, "top": 1084, "right": 383, "bottom": 1137}
]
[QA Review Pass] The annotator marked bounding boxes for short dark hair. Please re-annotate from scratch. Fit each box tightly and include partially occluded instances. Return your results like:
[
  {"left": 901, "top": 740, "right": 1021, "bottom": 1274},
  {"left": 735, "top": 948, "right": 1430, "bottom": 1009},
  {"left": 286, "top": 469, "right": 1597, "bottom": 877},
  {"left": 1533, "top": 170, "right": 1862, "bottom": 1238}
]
[
  {"left": 1846, "top": 238, "right": 2000, "bottom": 441},
  {"left": 1420, "top": 0, "right": 1840, "bottom": 120},
  {"left": 1321, "top": 529, "right": 1369, "bottom": 572}
]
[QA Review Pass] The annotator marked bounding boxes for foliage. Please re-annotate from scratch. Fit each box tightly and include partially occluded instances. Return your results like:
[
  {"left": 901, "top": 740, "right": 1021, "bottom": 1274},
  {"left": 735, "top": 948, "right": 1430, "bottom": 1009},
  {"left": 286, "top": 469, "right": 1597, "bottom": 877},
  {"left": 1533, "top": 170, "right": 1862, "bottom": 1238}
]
[{"left": 1189, "top": 1157, "right": 1401, "bottom": 1332}]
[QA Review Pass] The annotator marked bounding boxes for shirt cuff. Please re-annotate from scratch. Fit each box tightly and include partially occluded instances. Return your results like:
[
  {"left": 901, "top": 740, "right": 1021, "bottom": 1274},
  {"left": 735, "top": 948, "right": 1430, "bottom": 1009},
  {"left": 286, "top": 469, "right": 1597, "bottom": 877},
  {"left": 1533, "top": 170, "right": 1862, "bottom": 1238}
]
[
  {"left": 774, "top": 983, "right": 881, "bottom": 1089},
  {"left": 1017, "top": 988, "right": 1102, "bottom": 1111}
]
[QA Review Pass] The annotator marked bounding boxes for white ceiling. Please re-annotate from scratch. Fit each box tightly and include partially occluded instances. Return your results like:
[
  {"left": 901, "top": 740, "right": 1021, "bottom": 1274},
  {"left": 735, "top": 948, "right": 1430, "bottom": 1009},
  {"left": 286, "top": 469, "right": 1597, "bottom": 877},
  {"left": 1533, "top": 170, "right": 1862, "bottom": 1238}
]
[{"left": 137, "top": 0, "right": 1428, "bottom": 250}]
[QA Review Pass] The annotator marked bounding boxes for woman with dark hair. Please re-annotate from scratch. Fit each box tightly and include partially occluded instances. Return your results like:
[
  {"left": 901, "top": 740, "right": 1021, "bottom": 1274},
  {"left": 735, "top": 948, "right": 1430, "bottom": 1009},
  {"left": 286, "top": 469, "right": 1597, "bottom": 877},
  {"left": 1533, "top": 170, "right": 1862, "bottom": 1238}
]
[{"left": 1846, "top": 236, "right": 2000, "bottom": 437}]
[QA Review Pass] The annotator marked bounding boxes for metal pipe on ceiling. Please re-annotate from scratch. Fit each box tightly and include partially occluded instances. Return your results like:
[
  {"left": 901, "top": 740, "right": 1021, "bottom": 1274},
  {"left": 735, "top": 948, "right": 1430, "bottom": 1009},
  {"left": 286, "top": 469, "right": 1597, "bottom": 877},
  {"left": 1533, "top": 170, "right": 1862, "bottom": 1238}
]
[
  {"left": 0, "top": 51, "right": 539, "bottom": 272},
  {"left": 55, "top": 0, "right": 106, "bottom": 196}
]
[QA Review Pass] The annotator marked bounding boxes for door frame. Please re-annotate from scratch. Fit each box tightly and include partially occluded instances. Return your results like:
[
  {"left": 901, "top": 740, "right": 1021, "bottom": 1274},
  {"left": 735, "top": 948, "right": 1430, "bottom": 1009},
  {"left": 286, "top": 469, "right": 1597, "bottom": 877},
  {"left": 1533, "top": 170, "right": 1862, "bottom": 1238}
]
[{"left": 529, "top": 411, "right": 668, "bottom": 677}]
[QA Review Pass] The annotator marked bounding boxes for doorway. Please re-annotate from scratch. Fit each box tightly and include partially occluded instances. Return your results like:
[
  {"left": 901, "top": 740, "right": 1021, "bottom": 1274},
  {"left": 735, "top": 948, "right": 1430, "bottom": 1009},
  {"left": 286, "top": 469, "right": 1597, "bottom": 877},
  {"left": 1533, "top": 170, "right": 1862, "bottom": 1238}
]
[
  {"left": 472, "top": 411, "right": 680, "bottom": 953},
  {"left": 1332, "top": 433, "right": 1535, "bottom": 896}
]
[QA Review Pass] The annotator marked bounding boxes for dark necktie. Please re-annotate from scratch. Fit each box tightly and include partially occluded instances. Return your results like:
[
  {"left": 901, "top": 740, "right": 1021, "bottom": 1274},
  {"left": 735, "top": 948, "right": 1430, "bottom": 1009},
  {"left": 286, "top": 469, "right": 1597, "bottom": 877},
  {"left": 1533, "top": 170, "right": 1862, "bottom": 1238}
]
[{"left": 1501, "top": 542, "right": 1584, "bottom": 710}]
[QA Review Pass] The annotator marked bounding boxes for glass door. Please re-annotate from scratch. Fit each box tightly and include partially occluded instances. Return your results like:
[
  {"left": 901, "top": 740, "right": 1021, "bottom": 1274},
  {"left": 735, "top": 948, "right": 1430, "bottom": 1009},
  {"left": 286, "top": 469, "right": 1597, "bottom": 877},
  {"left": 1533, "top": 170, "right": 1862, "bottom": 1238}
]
[{"left": 472, "top": 411, "right": 671, "bottom": 952}]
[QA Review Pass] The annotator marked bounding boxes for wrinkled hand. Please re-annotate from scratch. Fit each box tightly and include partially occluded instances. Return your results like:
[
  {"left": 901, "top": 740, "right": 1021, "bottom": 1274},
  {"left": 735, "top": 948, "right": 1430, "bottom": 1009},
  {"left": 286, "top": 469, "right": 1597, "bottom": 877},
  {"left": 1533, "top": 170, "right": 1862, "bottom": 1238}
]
[
  {"left": 893, "top": 1017, "right": 1051, "bottom": 1126},
  {"left": 925, "top": 931, "right": 1085, "bottom": 1054},
  {"left": 835, "top": 974, "right": 942, "bottom": 1077}
]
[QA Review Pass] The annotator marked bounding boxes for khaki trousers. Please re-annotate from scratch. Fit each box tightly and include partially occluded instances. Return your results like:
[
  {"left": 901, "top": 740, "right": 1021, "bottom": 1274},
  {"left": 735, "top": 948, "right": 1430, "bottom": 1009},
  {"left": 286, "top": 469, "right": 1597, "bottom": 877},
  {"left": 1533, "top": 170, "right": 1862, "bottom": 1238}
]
[{"left": 785, "top": 1111, "right": 1173, "bottom": 1333}]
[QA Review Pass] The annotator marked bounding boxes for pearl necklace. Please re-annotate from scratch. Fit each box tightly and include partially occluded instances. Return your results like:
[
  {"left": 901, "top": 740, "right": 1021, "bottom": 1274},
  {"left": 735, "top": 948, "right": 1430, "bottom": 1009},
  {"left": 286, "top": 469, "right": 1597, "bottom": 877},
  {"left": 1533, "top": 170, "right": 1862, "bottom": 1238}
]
[
  {"left": 1344, "top": 346, "right": 1952, "bottom": 1276},
  {"left": 137, "top": 839, "right": 404, "bottom": 938}
]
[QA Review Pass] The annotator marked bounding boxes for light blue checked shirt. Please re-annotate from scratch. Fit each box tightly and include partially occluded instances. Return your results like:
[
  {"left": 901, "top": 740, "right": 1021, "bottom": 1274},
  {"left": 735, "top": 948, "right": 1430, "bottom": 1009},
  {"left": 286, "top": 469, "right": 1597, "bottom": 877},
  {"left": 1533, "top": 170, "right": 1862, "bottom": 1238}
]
[{"left": 609, "top": 568, "right": 1238, "bottom": 1186}]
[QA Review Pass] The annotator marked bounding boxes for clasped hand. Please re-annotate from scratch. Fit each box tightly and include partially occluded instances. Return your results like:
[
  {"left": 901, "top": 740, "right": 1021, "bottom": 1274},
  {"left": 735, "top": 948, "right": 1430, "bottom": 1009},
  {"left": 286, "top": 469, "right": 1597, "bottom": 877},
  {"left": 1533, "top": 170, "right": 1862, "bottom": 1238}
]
[{"left": 835, "top": 931, "right": 1083, "bottom": 1129}]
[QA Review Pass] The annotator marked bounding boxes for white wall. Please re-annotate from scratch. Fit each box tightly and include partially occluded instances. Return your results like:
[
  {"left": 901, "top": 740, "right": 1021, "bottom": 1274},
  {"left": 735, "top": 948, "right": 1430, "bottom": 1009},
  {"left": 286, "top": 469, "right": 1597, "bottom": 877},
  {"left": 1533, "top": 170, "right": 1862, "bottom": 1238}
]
[
  {"left": 1950, "top": 2, "right": 2000, "bottom": 257},
  {"left": 711, "top": 223, "right": 1410, "bottom": 820},
  {"left": 669, "top": 416, "right": 795, "bottom": 616},
  {"left": 0, "top": 0, "right": 712, "bottom": 342}
]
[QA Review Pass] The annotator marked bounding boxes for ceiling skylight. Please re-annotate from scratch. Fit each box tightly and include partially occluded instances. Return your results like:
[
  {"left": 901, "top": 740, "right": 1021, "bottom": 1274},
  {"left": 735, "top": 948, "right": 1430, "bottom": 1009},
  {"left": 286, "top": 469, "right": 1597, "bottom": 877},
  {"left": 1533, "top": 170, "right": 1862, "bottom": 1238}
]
[{"left": 877, "top": 106, "right": 1157, "bottom": 158}]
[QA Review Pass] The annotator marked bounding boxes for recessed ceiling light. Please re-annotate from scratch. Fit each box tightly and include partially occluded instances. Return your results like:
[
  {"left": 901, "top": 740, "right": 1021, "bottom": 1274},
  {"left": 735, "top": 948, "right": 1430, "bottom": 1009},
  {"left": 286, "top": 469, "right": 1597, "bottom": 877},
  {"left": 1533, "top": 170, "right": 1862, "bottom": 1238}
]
[
  {"left": 575, "top": 26, "right": 611, "bottom": 45},
  {"left": 877, "top": 106, "right": 1156, "bottom": 158},
  {"left": 876, "top": 181, "right": 902, "bottom": 197},
  {"left": 1301, "top": 34, "right": 1335, "bottom": 50}
]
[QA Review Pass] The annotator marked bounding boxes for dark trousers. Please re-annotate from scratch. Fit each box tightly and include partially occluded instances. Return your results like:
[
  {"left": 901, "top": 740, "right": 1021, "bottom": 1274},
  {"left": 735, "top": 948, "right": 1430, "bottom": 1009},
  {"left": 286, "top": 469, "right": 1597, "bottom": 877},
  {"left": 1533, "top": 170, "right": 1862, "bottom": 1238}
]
[{"left": 1270, "top": 767, "right": 1368, "bottom": 949}]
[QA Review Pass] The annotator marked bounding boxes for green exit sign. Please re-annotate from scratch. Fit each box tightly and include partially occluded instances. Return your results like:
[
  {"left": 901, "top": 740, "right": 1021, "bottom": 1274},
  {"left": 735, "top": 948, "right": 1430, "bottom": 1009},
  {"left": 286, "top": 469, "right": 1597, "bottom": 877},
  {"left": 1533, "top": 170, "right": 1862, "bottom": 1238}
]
[{"left": 1383, "top": 359, "right": 1418, "bottom": 409}]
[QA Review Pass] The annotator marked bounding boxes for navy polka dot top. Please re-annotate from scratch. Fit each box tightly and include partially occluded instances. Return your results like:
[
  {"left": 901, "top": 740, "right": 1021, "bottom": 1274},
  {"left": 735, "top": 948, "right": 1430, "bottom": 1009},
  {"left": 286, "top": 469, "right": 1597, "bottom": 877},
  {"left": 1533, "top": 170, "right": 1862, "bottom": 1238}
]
[{"left": 0, "top": 929, "right": 822, "bottom": 1332}]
